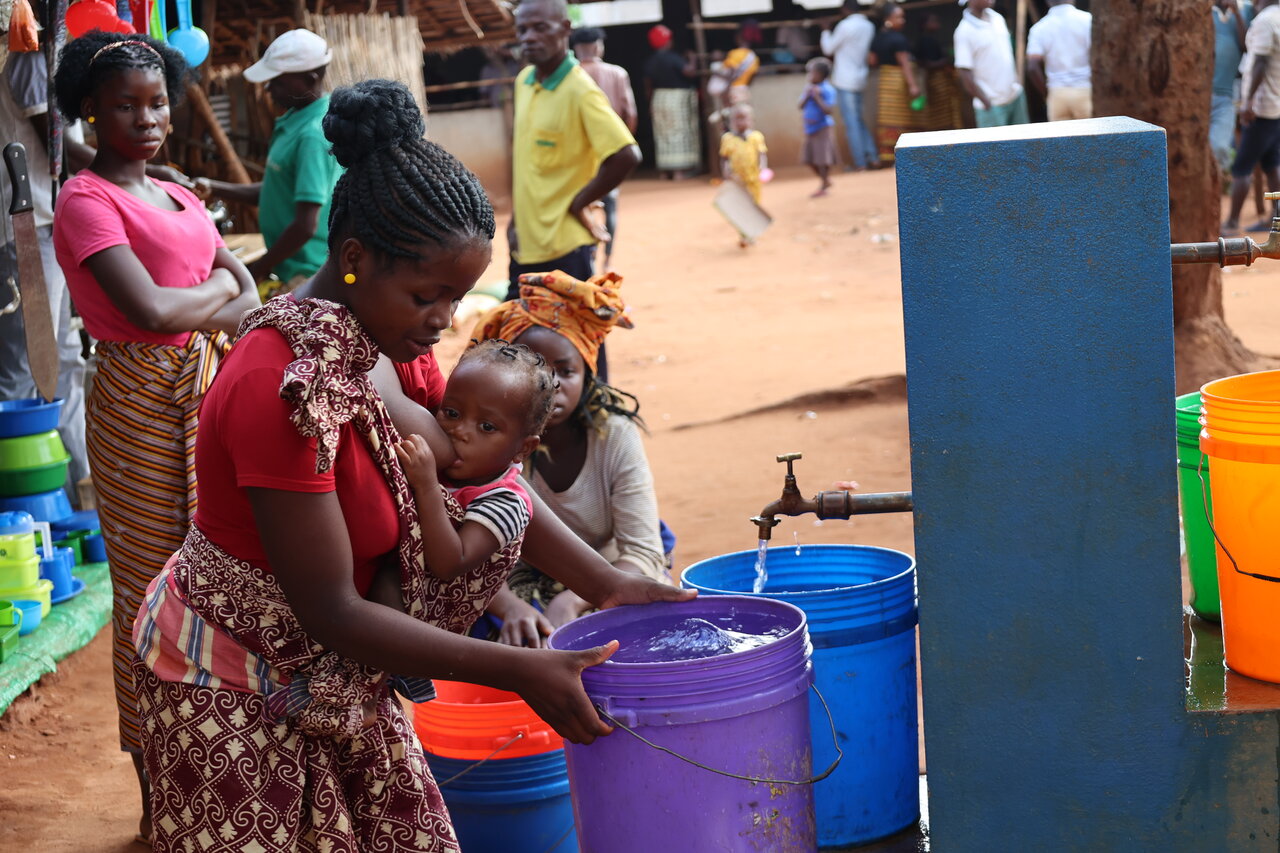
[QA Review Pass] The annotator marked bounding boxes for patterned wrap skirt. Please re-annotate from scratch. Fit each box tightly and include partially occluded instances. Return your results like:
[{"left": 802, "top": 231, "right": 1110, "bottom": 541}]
[
  {"left": 86, "top": 332, "right": 229, "bottom": 752},
  {"left": 876, "top": 65, "right": 923, "bottom": 164},
  {"left": 922, "top": 68, "right": 964, "bottom": 132},
  {"left": 651, "top": 88, "right": 701, "bottom": 172}
]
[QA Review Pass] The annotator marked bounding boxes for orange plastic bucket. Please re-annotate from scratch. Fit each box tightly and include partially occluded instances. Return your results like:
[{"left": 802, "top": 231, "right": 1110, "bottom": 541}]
[
  {"left": 1200, "top": 370, "right": 1280, "bottom": 683},
  {"left": 411, "top": 680, "right": 562, "bottom": 760}
]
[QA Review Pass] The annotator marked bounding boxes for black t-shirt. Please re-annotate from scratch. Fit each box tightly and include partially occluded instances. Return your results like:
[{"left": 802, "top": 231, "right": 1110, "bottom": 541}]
[
  {"left": 645, "top": 50, "right": 694, "bottom": 89},
  {"left": 871, "top": 30, "right": 912, "bottom": 67},
  {"left": 916, "top": 34, "right": 946, "bottom": 65}
]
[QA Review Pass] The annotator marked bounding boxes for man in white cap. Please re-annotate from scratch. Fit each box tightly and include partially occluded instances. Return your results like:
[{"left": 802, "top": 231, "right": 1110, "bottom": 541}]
[
  {"left": 195, "top": 29, "right": 340, "bottom": 295},
  {"left": 954, "top": 0, "right": 1028, "bottom": 128}
]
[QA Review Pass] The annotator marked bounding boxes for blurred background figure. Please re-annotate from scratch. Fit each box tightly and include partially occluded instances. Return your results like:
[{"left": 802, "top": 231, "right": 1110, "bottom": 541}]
[
  {"left": 916, "top": 12, "right": 964, "bottom": 131},
  {"left": 1026, "top": 0, "right": 1094, "bottom": 121},
  {"left": 571, "top": 26, "right": 637, "bottom": 272},
  {"left": 821, "top": 0, "right": 878, "bottom": 171},
  {"left": 644, "top": 25, "right": 700, "bottom": 180}
]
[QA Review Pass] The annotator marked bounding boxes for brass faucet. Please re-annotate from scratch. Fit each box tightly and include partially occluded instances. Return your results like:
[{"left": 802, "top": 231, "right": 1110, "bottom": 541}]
[
  {"left": 1170, "top": 192, "right": 1280, "bottom": 267},
  {"left": 750, "top": 453, "right": 914, "bottom": 541}
]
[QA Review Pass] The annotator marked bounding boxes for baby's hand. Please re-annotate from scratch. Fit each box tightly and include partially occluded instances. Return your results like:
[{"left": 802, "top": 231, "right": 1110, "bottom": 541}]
[{"left": 395, "top": 434, "right": 437, "bottom": 482}]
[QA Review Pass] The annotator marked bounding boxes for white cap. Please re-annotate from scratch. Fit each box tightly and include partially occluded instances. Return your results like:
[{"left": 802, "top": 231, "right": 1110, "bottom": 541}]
[{"left": 243, "top": 29, "right": 332, "bottom": 83}]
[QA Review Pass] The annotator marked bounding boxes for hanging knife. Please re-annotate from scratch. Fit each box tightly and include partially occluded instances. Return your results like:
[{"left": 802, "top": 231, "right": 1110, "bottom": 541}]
[{"left": 5, "top": 142, "right": 60, "bottom": 402}]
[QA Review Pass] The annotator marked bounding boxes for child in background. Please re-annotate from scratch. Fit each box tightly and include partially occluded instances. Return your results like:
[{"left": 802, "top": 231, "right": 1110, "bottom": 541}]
[
  {"left": 471, "top": 272, "right": 675, "bottom": 648},
  {"left": 719, "top": 103, "right": 770, "bottom": 247},
  {"left": 396, "top": 339, "right": 556, "bottom": 581},
  {"left": 721, "top": 103, "right": 768, "bottom": 205},
  {"left": 800, "top": 57, "right": 838, "bottom": 197}
]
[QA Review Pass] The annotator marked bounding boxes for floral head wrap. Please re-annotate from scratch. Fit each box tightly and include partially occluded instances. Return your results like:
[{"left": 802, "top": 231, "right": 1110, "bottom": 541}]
[{"left": 470, "top": 271, "right": 632, "bottom": 375}]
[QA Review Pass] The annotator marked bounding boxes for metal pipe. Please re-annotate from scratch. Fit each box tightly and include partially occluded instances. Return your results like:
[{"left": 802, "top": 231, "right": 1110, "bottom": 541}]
[
  {"left": 751, "top": 453, "right": 913, "bottom": 540},
  {"left": 1171, "top": 192, "right": 1280, "bottom": 267}
]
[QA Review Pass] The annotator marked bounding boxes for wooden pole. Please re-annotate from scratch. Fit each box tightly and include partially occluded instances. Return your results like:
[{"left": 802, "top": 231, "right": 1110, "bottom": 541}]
[
  {"left": 691, "top": 0, "right": 715, "bottom": 177},
  {"left": 1015, "top": 0, "right": 1028, "bottom": 80},
  {"left": 201, "top": 0, "right": 217, "bottom": 72},
  {"left": 186, "top": 82, "right": 252, "bottom": 184}
]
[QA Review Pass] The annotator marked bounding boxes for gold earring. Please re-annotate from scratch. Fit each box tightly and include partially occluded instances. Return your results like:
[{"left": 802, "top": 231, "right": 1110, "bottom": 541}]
[
  {"left": 87, "top": 116, "right": 95, "bottom": 124},
  {"left": 343, "top": 273, "right": 357, "bottom": 285}
]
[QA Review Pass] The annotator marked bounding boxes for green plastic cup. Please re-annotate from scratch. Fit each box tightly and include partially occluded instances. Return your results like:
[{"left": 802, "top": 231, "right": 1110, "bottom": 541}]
[{"left": 1176, "top": 392, "right": 1219, "bottom": 621}]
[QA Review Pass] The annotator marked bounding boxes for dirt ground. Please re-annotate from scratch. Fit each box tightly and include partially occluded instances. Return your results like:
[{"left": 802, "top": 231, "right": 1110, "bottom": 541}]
[{"left": 3, "top": 165, "right": 1280, "bottom": 851}]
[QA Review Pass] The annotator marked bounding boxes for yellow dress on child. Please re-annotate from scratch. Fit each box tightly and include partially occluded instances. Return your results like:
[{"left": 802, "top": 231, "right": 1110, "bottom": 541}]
[{"left": 720, "top": 130, "right": 768, "bottom": 204}]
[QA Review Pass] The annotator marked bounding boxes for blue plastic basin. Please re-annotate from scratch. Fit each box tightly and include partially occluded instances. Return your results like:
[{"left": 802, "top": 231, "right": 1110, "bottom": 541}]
[{"left": 0, "top": 399, "right": 63, "bottom": 439}]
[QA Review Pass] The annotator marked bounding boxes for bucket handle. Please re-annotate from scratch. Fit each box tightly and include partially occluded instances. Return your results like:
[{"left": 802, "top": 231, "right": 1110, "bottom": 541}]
[
  {"left": 1197, "top": 454, "right": 1280, "bottom": 583},
  {"left": 434, "top": 731, "right": 526, "bottom": 787},
  {"left": 593, "top": 683, "right": 843, "bottom": 786}
]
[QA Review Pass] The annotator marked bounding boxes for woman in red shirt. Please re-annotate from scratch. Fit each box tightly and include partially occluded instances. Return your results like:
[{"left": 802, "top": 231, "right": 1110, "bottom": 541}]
[
  {"left": 52, "top": 33, "right": 259, "bottom": 842},
  {"left": 132, "top": 79, "right": 688, "bottom": 852}
]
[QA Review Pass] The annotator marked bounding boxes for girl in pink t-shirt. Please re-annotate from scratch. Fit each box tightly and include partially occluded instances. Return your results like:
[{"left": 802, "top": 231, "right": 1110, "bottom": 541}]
[{"left": 51, "top": 32, "right": 258, "bottom": 843}]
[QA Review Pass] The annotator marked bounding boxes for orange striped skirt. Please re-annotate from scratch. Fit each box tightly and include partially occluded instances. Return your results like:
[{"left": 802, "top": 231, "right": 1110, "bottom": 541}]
[
  {"left": 86, "top": 332, "right": 229, "bottom": 752},
  {"left": 876, "top": 65, "right": 923, "bottom": 165}
]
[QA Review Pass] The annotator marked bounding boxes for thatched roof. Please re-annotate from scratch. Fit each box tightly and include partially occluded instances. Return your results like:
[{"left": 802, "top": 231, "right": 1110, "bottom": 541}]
[{"left": 211, "top": 0, "right": 514, "bottom": 66}]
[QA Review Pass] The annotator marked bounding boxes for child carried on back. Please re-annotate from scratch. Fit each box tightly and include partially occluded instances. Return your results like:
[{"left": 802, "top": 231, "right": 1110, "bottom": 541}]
[{"left": 396, "top": 339, "right": 557, "bottom": 580}]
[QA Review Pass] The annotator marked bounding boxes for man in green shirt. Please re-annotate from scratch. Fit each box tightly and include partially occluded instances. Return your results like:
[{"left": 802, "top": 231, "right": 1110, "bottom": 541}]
[{"left": 195, "top": 29, "right": 340, "bottom": 294}]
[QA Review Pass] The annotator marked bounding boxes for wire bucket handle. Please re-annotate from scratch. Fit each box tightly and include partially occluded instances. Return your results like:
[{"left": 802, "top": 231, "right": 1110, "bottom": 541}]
[
  {"left": 593, "top": 682, "right": 843, "bottom": 786},
  {"left": 1197, "top": 452, "right": 1280, "bottom": 583}
]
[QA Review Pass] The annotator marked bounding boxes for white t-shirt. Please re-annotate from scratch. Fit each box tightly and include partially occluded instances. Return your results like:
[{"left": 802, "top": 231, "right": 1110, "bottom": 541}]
[
  {"left": 820, "top": 14, "right": 875, "bottom": 93},
  {"left": 1243, "top": 5, "right": 1280, "bottom": 120},
  {"left": 523, "top": 414, "right": 668, "bottom": 581},
  {"left": 954, "top": 8, "right": 1024, "bottom": 110},
  {"left": 0, "top": 50, "right": 55, "bottom": 235},
  {"left": 1026, "top": 4, "right": 1093, "bottom": 90}
]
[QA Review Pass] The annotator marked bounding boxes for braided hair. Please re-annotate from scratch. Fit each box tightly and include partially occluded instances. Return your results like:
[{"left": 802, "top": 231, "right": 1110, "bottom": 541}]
[
  {"left": 574, "top": 374, "right": 645, "bottom": 437},
  {"left": 456, "top": 339, "right": 557, "bottom": 435},
  {"left": 54, "top": 32, "right": 188, "bottom": 121},
  {"left": 323, "top": 79, "right": 495, "bottom": 262}
]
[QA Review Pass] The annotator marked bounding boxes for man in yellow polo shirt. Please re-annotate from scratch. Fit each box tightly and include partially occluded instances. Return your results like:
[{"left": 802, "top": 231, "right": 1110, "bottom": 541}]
[{"left": 509, "top": 0, "right": 640, "bottom": 310}]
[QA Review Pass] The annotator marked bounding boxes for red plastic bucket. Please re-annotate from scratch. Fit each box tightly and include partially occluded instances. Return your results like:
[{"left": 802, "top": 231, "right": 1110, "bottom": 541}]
[{"left": 412, "top": 680, "right": 563, "bottom": 760}]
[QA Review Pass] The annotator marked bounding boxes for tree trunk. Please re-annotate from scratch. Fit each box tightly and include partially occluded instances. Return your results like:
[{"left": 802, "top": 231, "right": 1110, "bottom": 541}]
[{"left": 1092, "top": 0, "right": 1267, "bottom": 393}]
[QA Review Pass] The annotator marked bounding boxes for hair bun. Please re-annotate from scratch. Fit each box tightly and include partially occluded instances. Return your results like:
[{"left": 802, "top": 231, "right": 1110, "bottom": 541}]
[{"left": 323, "top": 79, "right": 425, "bottom": 168}]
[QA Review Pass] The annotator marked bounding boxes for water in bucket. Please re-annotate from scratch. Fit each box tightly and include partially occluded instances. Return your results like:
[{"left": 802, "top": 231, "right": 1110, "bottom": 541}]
[
  {"left": 684, "top": 544, "right": 919, "bottom": 848},
  {"left": 615, "top": 616, "right": 788, "bottom": 662},
  {"left": 550, "top": 596, "right": 818, "bottom": 853}
]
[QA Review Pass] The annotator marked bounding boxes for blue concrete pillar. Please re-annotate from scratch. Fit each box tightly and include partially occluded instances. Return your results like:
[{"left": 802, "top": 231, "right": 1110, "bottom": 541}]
[{"left": 896, "top": 119, "right": 1196, "bottom": 847}]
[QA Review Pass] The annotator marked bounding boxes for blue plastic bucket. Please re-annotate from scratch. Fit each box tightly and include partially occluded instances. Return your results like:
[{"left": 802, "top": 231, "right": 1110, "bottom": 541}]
[
  {"left": 682, "top": 544, "right": 919, "bottom": 847},
  {"left": 426, "top": 749, "right": 578, "bottom": 853}
]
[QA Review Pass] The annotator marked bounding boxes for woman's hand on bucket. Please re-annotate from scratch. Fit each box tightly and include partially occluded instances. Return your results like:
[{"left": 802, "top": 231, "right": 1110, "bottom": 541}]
[
  {"left": 520, "top": 642, "right": 620, "bottom": 745},
  {"left": 597, "top": 573, "right": 697, "bottom": 611}
]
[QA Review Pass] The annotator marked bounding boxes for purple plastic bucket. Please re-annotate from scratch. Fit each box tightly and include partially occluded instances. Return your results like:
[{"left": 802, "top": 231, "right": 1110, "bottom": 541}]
[{"left": 549, "top": 596, "right": 817, "bottom": 853}]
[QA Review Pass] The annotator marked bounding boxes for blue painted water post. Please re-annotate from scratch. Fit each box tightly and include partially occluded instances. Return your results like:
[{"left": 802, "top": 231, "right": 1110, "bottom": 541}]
[{"left": 894, "top": 118, "right": 1277, "bottom": 849}]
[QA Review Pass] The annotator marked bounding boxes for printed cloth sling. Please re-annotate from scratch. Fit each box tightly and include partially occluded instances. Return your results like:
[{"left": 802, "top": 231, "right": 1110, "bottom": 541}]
[{"left": 136, "top": 297, "right": 520, "bottom": 736}]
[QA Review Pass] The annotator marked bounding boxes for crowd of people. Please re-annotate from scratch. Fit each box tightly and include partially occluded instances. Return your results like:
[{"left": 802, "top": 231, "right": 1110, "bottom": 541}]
[
  {"left": 691, "top": 0, "right": 1094, "bottom": 239},
  {"left": 1216, "top": 0, "right": 1280, "bottom": 235},
  {"left": 0, "top": 0, "right": 1114, "bottom": 849},
  {"left": 0, "top": 0, "right": 691, "bottom": 846}
]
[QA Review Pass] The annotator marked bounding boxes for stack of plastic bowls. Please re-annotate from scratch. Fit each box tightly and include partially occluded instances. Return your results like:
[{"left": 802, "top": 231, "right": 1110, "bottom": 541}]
[
  {"left": 0, "top": 399, "right": 97, "bottom": 599},
  {"left": 0, "top": 398, "right": 72, "bottom": 517},
  {"left": 0, "top": 511, "right": 54, "bottom": 619}
]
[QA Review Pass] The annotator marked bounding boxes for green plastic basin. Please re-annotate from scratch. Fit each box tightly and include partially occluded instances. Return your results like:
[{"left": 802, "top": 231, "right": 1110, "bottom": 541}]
[
  {"left": 0, "top": 430, "right": 69, "bottom": 471},
  {"left": 0, "top": 459, "right": 70, "bottom": 497}
]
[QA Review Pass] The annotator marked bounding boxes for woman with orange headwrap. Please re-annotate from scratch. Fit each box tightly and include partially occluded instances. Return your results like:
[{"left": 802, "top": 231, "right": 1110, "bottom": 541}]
[{"left": 470, "top": 271, "right": 674, "bottom": 647}]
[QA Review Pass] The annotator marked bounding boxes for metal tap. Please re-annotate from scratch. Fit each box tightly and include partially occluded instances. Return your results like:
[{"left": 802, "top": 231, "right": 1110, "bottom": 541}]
[
  {"left": 749, "top": 453, "right": 914, "bottom": 540},
  {"left": 1170, "top": 192, "right": 1280, "bottom": 267}
]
